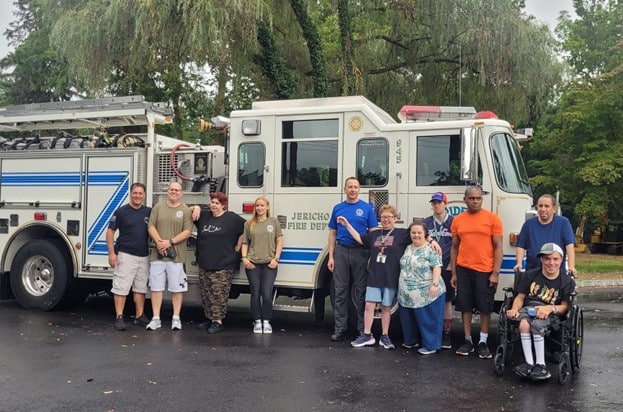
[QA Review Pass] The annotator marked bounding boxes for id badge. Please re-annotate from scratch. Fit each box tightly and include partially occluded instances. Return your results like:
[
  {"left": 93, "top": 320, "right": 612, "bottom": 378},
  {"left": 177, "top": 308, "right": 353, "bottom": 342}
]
[{"left": 376, "top": 253, "right": 386, "bottom": 263}]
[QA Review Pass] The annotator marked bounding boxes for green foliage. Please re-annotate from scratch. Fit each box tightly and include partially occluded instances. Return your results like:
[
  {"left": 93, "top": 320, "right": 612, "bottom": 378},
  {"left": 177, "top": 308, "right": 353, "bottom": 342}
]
[
  {"left": 525, "top": 0, "right": 623, "bottom": 223},
  {"left": 254, "top": 20, "right": 297, "bottom": 99}
]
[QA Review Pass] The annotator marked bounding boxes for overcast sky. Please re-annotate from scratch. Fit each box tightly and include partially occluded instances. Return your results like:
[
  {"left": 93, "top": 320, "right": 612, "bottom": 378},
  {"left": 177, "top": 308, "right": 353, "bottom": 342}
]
[{"left": 0, "top": 0, "right": 576, "bottom": 62}]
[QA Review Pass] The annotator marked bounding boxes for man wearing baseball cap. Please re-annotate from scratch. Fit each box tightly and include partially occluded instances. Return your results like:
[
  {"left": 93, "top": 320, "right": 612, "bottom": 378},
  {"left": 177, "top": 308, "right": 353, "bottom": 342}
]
[
  {"left": 506, "top": 242, "right": 574, "bottom": 380},
  {"left": 424, "top": 192, "right": 455, "bottom": 349}
]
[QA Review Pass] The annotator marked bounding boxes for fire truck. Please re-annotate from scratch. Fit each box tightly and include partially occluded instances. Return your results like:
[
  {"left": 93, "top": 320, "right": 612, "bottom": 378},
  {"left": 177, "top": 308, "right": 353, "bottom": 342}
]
[
  {"left": 0, "top": 95, "right": 533, "bottom": 318},
  {"left": 0, "top": 96, "right": 224, "bottom": 310}
]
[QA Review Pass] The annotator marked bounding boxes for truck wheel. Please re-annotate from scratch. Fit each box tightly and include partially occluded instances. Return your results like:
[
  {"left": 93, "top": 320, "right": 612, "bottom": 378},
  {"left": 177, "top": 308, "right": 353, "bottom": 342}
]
[{"left": 10, "top": 239, "right": 71, "bottom": 310}]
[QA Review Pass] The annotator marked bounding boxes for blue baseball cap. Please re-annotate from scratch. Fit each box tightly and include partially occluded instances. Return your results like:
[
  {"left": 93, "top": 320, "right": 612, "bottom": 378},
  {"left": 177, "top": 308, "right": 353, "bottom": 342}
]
[{"left": 430, "top": 192, "right": 447, "bottom": 203}]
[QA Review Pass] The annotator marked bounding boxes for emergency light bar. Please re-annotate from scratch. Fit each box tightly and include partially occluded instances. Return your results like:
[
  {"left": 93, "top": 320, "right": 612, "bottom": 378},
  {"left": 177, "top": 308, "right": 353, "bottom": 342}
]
[{"left": 398, "top": 105, "right": 477, "bottom": 122}]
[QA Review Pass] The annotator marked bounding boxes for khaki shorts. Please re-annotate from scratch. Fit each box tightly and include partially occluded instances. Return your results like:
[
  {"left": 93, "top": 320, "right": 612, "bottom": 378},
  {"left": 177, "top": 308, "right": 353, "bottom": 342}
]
[{"left": 111, "top": 252, "right": 149, "bottom": 295}]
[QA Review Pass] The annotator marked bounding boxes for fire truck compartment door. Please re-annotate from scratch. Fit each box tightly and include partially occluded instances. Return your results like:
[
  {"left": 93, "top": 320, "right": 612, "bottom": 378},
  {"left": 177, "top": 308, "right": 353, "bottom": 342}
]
[{"left": 83, "top": 154, "right": 136, "bottom": 268}]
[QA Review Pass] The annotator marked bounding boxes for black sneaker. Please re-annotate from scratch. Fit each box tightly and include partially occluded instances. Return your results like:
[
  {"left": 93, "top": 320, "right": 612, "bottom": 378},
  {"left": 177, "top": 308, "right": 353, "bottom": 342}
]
[
  {"left": 513, "top": 362, "right": 534, "bottom": 378},
  {"left": 197, "top": 320, "right": 211, "bottom": 330},
  {"left": 114, "top": 315, "right": 126, "bottom": 331},
  {"left": 456, "top": 341, "right": 474, "bottom": 356},
  {"left": 529, "top": 364, "right": 552, "bottom": 380},
  {"left": 331, "top": 332, "right": 346, "bottom": 342},
  {"left": 477, "top": 342, "right": 492, "bottom": 359},
  {"left": 441, "top": 332, "right": 452, "bottom": 349},
  {"left": 207, "top": 321, "right": 224, "bottom": 334},
  {"left": 132, "top": 314, "right": 150, "bottom": 327}
]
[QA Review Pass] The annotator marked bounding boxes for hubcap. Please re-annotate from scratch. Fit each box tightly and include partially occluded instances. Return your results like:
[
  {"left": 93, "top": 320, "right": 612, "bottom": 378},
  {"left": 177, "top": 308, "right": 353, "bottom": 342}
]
[{"left": 22, "top": 256, "right": 54, "bottom": 297}]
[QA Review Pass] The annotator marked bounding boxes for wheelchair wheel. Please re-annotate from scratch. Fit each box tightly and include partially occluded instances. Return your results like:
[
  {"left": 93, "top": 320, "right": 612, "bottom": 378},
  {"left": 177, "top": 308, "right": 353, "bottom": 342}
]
[
  {"left": 570, "top": 307, "right": 584, "bottom": 372},
  {"left": 557, "top": 352, "right": 571, "bottom": 385},
  {"left": 493, "top": 346, "right": 505, "bottom": 376}
]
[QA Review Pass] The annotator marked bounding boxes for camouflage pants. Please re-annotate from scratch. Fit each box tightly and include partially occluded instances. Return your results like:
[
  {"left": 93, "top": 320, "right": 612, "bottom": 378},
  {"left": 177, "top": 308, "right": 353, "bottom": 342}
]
[{"left": 198, "top": 268, "right": 234, "bottom": 321}]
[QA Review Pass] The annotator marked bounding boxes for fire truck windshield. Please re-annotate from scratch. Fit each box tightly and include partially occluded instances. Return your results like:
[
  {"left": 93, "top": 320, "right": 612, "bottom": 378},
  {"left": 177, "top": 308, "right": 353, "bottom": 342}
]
[{"left": 490, "top": 132, "right": 532, "bottom": 195}]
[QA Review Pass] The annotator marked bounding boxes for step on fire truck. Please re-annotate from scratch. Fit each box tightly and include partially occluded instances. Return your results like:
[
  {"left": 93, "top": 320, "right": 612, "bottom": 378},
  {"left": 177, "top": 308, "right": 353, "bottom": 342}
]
[{"left": 0, "top": 95, "right": 533, "bottom": 318}]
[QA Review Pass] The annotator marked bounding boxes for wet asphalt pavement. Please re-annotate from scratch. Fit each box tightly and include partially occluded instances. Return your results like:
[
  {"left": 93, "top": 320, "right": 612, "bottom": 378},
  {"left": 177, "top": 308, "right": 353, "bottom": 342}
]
[{"left": 0, "top": 288, "right": 622, "bottom": 412}]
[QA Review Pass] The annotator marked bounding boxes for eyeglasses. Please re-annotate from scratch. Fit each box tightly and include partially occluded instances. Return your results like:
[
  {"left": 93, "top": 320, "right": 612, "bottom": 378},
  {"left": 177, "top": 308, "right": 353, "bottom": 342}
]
[
  {"left": 380, "top": 215, "right": 396, "bottom": 219},
  {"left": 168, "top": 189, "right": 182, "bottom": 192},
  {"left": 467, "top": 196, "right": 482, "bottom": 201}
]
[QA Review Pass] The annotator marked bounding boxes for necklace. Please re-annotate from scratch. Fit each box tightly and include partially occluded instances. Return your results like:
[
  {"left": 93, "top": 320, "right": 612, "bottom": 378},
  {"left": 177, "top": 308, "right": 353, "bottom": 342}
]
[{"left": 378, "top": 228, "right": 394, "bottom": 254}]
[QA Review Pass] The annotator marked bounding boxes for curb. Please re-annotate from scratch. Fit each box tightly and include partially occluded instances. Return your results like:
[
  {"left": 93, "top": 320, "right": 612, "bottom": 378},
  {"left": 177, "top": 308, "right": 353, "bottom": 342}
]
[{"left": 576, "top": 279, "right": 623, "bottom": 288}]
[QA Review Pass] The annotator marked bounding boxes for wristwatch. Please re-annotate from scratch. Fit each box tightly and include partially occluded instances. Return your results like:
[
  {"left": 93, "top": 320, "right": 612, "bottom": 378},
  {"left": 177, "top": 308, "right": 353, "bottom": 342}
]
[
  {"left": 551, "top": 304, "right": 557, "bottom": 314},
  {"left": 432, "top": 282, "right": 439, "bottom": 287}
]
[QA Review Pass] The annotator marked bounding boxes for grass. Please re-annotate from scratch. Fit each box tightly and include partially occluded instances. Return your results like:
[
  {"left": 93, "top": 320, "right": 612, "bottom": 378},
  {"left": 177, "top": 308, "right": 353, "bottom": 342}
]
[{"left": 575, "top": 253, "right": 623, "bottom": 280}]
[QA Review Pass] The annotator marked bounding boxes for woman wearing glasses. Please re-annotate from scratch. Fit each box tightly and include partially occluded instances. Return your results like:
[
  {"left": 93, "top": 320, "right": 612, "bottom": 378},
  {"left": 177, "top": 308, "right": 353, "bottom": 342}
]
[{"left": 337, "top": 205, "right": 411, "bottom": 349}]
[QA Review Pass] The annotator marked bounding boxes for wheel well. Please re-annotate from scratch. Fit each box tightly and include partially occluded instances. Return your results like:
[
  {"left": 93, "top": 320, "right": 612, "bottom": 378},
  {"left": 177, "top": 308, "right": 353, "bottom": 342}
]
[
  {"left": 2, "top": 224, "right": 75, "bottom": 277},
  {"left": 314, "top": 253, "right": 332, "bottom": 296}
]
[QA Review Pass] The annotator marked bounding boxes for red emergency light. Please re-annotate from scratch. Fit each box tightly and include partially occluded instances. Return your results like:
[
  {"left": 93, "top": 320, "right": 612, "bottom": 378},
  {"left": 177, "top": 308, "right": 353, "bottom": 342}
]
[
  {"left": 398, "top": 105, "right": 477, "bottom": 122},
  {"left": 475, "top": 111, "right": 499, "bottom": 119}
]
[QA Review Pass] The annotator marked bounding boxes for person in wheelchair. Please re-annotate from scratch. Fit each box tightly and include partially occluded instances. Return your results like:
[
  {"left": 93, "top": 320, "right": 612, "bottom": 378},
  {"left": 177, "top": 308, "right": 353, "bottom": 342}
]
[{"left": 505, "top": 243, "right": 574, "bottom": 380}]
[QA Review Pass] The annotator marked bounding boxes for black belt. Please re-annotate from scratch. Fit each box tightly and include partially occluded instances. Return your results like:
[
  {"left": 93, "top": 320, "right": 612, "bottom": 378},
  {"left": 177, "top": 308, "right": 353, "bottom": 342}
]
[{"left": 337, "top": 242, "right": 363, "bottom": 249}]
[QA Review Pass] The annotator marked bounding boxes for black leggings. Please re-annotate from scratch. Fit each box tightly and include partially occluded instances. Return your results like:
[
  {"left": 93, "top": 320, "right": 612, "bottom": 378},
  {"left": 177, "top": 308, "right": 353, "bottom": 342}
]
[{"left": 245, "top": 263, "right": 278, "bottom": 320}]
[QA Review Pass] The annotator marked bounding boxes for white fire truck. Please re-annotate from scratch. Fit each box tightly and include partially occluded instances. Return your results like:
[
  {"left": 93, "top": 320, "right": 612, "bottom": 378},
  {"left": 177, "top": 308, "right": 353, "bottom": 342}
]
[
  {"left": 0, "top": 96, "right": 224, "bottom": 310},
  {"left": 0, "top": 95, "right": 533, "bottom": 318}
]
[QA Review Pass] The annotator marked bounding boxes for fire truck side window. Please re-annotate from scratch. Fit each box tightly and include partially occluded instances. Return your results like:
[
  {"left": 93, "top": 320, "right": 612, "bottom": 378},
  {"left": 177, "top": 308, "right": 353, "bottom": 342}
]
[
  {"left": 357, "top": 138, "right": 388, "bottom": 186},
  {"left": 238, "top": 142, "right": 265, "bottom": 187},
  {"left": 281, "top": 119, "right": 339, "bottom": 187},
  {"left": 416, "top": 134, "right": 482, "bottom": 186}
]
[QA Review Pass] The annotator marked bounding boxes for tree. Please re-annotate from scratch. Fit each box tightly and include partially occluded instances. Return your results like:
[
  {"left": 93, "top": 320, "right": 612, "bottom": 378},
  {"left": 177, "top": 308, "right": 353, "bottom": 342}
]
[
  {"left": 525, "top": 0, "right": 623, "bottom": 223},
  {"left": 3, "top": 0, "right": 562, "bottom": 133},
  {"left": 0, "top": 0, "right": 72, "bottom": 103}
]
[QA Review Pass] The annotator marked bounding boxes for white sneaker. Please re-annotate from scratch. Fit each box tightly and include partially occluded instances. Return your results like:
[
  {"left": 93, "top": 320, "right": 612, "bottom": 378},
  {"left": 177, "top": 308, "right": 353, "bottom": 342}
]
[
  {"left": 171, "top": 317, "right": 182, "bottom": 330},
  {"left": 262, "top": 321, "right": 273, "bottom": 334},
  {"left": 146, "top": 318, "right": 161, "bottom": 330},
  {"left": 253, "top": 321, "right": 263, "bottom": 334}
]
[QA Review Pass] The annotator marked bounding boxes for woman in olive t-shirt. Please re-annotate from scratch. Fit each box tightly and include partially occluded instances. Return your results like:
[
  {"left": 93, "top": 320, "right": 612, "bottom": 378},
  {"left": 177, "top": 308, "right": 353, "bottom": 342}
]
[{"left": 241, "top": 196, "right": 283, "bottom": 334}]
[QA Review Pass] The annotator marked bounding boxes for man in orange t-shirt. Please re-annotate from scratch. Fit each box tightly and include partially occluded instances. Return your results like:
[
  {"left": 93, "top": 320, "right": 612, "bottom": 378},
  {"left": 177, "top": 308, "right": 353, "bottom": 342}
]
[{"left": 450, "top": 186, "right": 503, "bottom": 360}]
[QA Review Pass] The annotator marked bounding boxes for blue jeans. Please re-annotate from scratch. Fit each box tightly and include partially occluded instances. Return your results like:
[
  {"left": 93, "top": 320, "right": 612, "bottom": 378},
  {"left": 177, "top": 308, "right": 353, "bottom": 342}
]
[{"left": 245, "top": 263, "right": 278, "bottom": 321}]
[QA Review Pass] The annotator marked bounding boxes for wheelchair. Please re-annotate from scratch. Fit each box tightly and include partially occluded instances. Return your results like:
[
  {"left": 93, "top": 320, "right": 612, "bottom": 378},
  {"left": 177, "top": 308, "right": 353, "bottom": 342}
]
[{"left": 493, "top": 270, "right": 584, "bottom": 384}]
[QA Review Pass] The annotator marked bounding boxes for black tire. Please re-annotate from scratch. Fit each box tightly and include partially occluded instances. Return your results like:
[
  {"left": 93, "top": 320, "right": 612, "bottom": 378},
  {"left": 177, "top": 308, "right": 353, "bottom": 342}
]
[
  {"left": 59, "top": 284, "right": 90, "bottom": 308},
  {"left": 10, "top": 239, "right": 72, "bottom": 311},
  {"left": 570, "top": 307, "right": 584, "bottom": 372},
  {"left": 493, "top": 346, "right": 505, "bottom": 376},
  {"left": 557, "top": 352, "right": 571, "bottom": 385}
]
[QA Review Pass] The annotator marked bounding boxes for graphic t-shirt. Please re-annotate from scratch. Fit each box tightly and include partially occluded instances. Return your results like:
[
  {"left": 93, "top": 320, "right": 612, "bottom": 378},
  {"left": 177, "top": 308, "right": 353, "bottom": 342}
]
[
  {"left": 360, "top": 228, "right": 410, "bottom": 289},
  {"left": 518, "top": 268, "right": 573, "bottom": 306},
  {"left": 195, "top": 211, "right": 245, "bottom": 270}
]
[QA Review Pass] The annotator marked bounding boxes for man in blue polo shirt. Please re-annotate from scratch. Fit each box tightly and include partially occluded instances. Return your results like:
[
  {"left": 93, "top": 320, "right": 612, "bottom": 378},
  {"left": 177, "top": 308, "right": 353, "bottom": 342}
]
[{"left": 327, "top": 177, "right": 378, "bottom": 341}]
